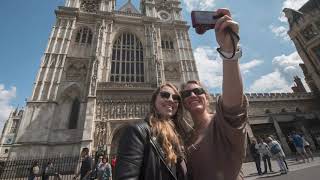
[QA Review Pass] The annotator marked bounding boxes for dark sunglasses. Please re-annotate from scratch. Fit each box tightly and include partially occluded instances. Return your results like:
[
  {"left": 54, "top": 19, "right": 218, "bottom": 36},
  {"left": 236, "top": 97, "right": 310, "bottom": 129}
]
[
  {"left": 181, "top": 88, "right": 206, "bottom": 99},
  {"left": 159, "top": 91, "right": 181, "bottom": 101}
]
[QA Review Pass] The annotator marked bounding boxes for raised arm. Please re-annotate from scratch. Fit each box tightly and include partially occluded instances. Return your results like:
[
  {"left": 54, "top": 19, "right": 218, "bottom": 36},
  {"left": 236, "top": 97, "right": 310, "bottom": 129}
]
[{"left": 215, "top": 8, "right": 244, "bottom": 108}]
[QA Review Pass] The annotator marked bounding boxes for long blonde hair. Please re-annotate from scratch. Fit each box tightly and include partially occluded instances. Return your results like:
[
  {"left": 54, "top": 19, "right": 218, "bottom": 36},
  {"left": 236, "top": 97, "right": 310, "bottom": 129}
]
[{"left": 148, "top": 82, "right": 185, "bottom": 165}]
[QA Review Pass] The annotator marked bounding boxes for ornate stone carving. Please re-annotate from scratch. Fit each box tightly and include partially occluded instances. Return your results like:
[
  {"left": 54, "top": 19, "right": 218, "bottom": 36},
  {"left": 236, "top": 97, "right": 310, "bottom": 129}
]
[
  {"left": 80, "top": 0, "right": 99, "bottom": 13},
  {"left": 164, "top": 62, "right": 181, "bottom": 81},
  {"left": 93, "top": 121, "right": 109, "bottom": 148},
  {"left": 301, "top": 25, "right": 318, "bottom": 41},
  {"left": 95, "top": 99, "right": 150, "bottom": 121},
  {"left": 65, "top": 60, "right": 88, "bottom": 81},
  {"left": 97, "top": 82, "right": 157, "bottom": 90},
  {"left": 90, "top": 60, "right": 99, "bottom": 95},
  {"left": 156, "top": 2, "right": 172, "bottom": 11}
]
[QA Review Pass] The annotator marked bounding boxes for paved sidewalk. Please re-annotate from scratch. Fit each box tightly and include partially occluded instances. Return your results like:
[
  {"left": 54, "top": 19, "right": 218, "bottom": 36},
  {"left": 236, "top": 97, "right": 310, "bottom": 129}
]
[{"left": 243, "top": 154, "right": 320, "bottom": 179}]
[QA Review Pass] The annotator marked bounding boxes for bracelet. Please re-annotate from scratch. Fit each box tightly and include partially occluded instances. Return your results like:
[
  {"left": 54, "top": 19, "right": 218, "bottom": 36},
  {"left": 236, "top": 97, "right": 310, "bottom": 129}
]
[
  {"left": 218, "top": 47, "right": 242, "bottom": 61},
  {"left": 216, "top": 27, "right": 240, "bottom": 60}
]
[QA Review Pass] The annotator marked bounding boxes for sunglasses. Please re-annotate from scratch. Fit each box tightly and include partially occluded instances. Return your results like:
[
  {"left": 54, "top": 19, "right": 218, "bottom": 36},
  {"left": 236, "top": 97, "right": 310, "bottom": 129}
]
[
  {"left": 159, "top": 91, "right": 181, "bottom": 102},
  {"left": 181, "top": 88, "right": 206, "bottom": 99}
]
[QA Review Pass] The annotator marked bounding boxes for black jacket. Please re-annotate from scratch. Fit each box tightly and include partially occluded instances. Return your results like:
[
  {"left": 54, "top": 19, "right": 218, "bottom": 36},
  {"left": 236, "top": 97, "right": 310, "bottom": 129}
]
[
  {"left": 115, "top": 121, "right": 187, "bottom": 180},
  {"left": 250, "top": 143, "right": 260, "bottom": 159}
]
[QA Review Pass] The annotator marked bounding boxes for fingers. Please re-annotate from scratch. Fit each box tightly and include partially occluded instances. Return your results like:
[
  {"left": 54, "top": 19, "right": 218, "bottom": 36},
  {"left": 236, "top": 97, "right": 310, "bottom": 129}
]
[
  {"left": 219, "top": 20, "right": 239, "bottom": 34},
  {"left": 216, "top": 8, "right": 231, "bottom": 18},
  {"left": 215, "top": 15, "right": 239, "bottom": 34},
  {"left": 215, "top": 15, "right": 232, "bottom": 31}
]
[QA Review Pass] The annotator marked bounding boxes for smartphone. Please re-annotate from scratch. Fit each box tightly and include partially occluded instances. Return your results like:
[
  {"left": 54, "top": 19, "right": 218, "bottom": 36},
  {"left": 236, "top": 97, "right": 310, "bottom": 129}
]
[{"left": 191, "top": 11, "right": 223, "bottom": 34}]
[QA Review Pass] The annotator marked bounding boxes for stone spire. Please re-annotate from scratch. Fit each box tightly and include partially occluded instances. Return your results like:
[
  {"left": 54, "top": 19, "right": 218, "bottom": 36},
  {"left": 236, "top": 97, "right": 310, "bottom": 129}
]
[{"left": 291, "top": 76, "right": 307, "bottom": 93}]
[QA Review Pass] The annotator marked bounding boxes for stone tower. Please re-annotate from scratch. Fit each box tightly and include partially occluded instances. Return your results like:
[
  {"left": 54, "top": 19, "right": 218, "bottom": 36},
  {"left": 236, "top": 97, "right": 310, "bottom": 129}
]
[
  {"left": 8, "top": 0, "right": 198, "bottom": 157},
  {"left": 283, "top": 0, "right": 320, "bottom": 95},
  {"left": 0, "top": 108, "right": 23, "bottom": 158}
]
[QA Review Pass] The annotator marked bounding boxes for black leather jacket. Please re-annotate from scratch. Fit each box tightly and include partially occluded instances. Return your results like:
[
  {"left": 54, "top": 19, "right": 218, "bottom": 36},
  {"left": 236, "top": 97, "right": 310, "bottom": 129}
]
[{"left": 115, "top": 120, "right": 188, "bottom": 180}]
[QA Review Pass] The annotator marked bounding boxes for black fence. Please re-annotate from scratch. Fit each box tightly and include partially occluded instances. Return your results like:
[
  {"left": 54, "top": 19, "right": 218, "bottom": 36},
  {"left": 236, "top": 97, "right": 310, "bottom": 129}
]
[{"left": 0, "top": 155, "right": 80, "bottom": 179}]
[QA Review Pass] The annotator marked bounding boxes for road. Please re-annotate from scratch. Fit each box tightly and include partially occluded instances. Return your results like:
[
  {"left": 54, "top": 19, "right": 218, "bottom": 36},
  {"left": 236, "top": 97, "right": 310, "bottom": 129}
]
[{"left": 259, "top": 165, "right": 320, "bottom": 180}]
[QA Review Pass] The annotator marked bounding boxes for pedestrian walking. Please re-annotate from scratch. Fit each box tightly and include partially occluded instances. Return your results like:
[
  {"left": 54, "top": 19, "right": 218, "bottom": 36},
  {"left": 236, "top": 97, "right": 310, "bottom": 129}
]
[
  {"left": 256, "top": 138, "right": 273, "bottom": 174},
  {"left": 42, "top": 161, "right": 55, "bottom": 180},
  {"left": 290, "top": 131, "right": 309, "bottom": 163},
  {"left": 73, "top": 148, "right": 93, "bottom": 180},
  {"left": 302, "top": 134, "right": 314, "bottom": 161},
  {"left": 28, "top": 161, "right": 40, "bottom": 180},
  {"left": 266, "top": 137, "right": 288, "bottom": 174},
  {"left": 97, "top": 156, "right": 112, "bottom": 180},
  {"left": 250, "top": 139, "right": 262, "bottom": 175}
]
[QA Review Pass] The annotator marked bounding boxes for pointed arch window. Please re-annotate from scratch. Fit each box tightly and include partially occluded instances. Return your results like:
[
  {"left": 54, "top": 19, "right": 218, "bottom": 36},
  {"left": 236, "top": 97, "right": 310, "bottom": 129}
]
[
  {"left": 75, "top": 26, "right": 93, "bottom": 45},
  {"left": 68, "top": 98, "right": 80, "bottom": 129},
  {"left": 110, "top": 33, "right": 144, "bottom": 82},
  {"left": 161, "top": 36, "right": 174, "bottom": 49}
]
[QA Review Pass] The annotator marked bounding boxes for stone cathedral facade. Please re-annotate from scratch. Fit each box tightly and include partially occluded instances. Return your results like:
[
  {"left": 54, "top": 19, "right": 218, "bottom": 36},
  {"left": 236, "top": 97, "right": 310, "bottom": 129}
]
[{"left": 2, "top": 0, "right": 198, "bottom": 157}]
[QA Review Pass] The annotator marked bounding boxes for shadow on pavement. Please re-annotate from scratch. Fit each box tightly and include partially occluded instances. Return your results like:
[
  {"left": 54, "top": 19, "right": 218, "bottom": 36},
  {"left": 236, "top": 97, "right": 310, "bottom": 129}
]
[
  {"left": 245, "top": 171, "right": 278, "bottom": 178},
  {"left": 257, "top": 172, "right": 282, "bottom": 179}
]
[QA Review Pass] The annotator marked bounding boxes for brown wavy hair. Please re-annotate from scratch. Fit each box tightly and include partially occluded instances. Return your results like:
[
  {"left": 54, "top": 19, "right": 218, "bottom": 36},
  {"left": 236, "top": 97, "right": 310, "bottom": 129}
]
[{"left": 148, "top": 82, "right": 185, "bottom": 165}]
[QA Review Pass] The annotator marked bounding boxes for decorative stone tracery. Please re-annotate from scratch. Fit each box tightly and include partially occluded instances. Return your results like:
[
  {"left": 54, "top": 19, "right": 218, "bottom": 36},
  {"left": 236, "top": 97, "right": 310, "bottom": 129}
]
[
  {"left": 65, "top": 60, "right": 88, "bottom": 81},
  {"left": 95, "top": 95, "right": 151, "bottom": 121},
  {"left": 80, "top": 0, "right": 100, "bottom": 13}
]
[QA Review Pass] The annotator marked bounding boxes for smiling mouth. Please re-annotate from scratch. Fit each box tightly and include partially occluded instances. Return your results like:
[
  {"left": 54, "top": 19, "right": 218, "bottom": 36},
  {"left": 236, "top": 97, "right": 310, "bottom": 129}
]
[
  {"left": 190, "top": 100, "right": 200, "bottom": 105},
  {"left": 163, "top": 104, "right": 174, "bottom": 110}
]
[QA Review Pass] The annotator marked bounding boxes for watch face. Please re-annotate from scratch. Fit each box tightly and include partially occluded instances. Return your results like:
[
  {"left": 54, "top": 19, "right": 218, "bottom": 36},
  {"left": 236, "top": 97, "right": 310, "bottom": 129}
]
[{"left": 158, "top": 10, "right": 171, "bottom": 21}]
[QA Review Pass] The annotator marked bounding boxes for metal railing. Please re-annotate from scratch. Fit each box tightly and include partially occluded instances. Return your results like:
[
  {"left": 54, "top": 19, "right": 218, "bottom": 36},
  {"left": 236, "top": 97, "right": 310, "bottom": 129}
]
[{"left": 0, "top": 155, "right": 79, "bottom": 179}]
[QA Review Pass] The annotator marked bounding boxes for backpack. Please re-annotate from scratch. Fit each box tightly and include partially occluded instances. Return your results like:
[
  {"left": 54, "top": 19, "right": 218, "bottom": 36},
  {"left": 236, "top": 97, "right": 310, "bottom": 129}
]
[{"left": 270, "top": 143, "right": 281, "bottom": 155}]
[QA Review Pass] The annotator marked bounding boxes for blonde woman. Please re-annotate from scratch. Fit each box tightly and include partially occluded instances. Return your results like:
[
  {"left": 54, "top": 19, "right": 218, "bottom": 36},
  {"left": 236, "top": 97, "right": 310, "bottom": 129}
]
[{"left": 115, "top": 83, "right": 187, "bottom": 180}]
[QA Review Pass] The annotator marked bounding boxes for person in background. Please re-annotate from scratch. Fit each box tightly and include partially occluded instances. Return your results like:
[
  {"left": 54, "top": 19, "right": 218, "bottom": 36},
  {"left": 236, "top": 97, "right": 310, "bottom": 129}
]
[
  {"left": 28, "top": 161, "right": 40, "bottom": 180},
  {"left": 301, "top": 134, "right": 314, "bottom": 161},
  {"left": 97, "top": 156, "right": 112, "bottom": 180},
  {"left": 250, "top": 139, "right": 262, "bottom": 175},
  {"left": 269, "top": 135, "right": 289, "bottom": 171},
  {"left": 111, "top": 155, "right": 116, "bottom": 170},
  {"left": 42, "top": 161, "right": 55, "bottom": 180},
  {"left": 290, "top": 131, "right": 309, "bottom": 163},
  {"left": 111, "top": 155, "right": 116, "bottom": 179},
  {"left": 266, "top": 137, "right": 288, "bottom": 175},
  {"left": 256, "top": 138, "right": 273, "bottom": 174},
  {"left": 74, "top": 148, "right": 93, "bottom": 180}
]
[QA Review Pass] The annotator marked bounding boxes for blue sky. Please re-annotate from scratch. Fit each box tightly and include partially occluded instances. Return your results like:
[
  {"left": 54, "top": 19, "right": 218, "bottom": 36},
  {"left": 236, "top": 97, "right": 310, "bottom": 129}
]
[{"left": 0, "top": 0, "right": 309, "bottom": 129}]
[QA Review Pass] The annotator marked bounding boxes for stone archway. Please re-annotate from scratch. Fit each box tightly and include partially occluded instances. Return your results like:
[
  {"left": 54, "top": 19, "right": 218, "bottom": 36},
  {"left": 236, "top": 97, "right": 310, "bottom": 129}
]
[{"left": 110, "top": 125, "right": 127, "bottom": 156}]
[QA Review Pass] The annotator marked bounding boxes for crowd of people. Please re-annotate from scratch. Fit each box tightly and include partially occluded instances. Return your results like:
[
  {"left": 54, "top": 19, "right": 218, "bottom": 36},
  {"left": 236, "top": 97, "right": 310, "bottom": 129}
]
[
  {"left": 250, "top": 132, "right": 314, "bottom": 176},
  {"left": 73, "top": 148, "right": 114, "bottom": 180}
]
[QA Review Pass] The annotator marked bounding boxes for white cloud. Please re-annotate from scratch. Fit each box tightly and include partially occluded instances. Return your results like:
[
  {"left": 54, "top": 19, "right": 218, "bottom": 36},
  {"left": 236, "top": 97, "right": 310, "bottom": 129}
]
[
  {"left": 194, "top": 46, "right": 263, "bottom": 92},
  {"left": 272, "top": 51, "right": 304, "bottom": 82},
  {"left": 248, "top": 51, "right": 309, "bottom": 92},
  {"left": 269, "top": 25, "right": 290, "bottom": 41},
  {"left": 193, "top": 47, "right": 223, "bottom": 91},
  {"left": 0, "top": 84, "right": 16, "bottom": 132},
  {"left": 271, "top": 0, "right": 308, "bottom": 40},
  {"left": 282, "top": 0, "right": 309, "bottom": 10},
  {"left": 279, "top": 0, "right": 309, "bottom": 22},
  {"left": 249, "top": 71, "right": 291, "bottom": 93},
  {"left": 240, "top": 59, "right": 264, "bottom": 74},
  {"left": 183, "top": 0, "right": 217, "bottom": 12}
]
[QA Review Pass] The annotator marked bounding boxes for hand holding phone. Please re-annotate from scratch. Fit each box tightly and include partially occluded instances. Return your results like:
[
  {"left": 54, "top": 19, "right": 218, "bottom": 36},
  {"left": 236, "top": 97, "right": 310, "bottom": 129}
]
[{"left": 191, "top": 11, "right": 224, "bottom": 34}]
